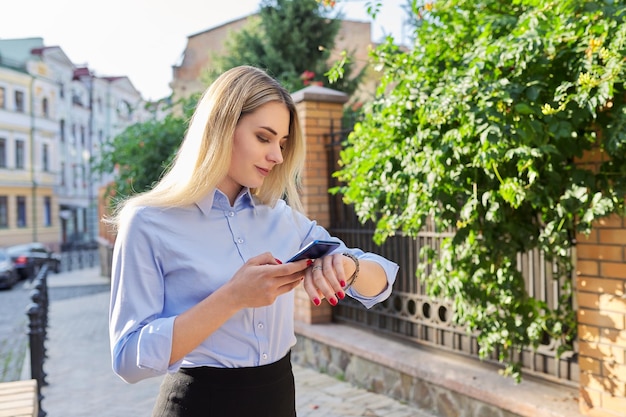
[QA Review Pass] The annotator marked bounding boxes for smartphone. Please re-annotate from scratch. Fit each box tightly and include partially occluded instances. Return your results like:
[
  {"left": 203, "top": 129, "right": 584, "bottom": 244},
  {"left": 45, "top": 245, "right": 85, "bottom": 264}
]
[{"left": 287, "top": 240, "right": 341, "bottom": 262}]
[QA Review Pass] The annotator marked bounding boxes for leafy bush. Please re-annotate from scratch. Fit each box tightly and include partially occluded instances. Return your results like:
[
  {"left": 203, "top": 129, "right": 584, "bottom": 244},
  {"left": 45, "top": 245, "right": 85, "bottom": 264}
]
[{"left": 333, "top": 0, "right": 626, "bottom": 380}]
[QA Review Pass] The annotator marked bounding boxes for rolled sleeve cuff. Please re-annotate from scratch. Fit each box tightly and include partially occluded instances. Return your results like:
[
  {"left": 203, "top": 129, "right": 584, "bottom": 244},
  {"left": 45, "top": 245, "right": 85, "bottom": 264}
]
[
  {"left": 347, "top": 253, "right": 398, "bottom": 309},
  {"left": 136, "top": 316, "right": 181, "bottom": 373}
]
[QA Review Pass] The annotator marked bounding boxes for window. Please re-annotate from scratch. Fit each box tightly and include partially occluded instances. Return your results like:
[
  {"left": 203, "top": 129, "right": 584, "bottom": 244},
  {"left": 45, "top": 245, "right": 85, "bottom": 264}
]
[
  {"left": 60, "top": 162, "right": 65, "bottom": 186},
  {"left": 42, "top": 97, "right": 49, "bottom": 117},
  {"left": 15, "top": 140, "right": 25, "bottom": 169},
  {"left": 43, "top": 196, "right": 51, "bottom": 227},
  {"left": 80, "top": 125, "right": 85, "bottom": 146},
  {"left": 72, "top": 164, "right": 77, "bottom": 188},
  {"left": 0, "top": 196, "right": 7, "bottom": 228},
  {"left": 60, "top": 119, "right": 65, "bottom": 142},
  {"left": 117, "top": 100, "right": 133, "bottom": 120},
  {"left": 0, "top": 87, "right": 5, "bottom": 109},
  {"left": 16, "top": 196, "right": 26, "bottom": 228},
  {"left": 0, "top": 138, "right": 6, "bottom": 168},
  {"left": 42, "top": 143, "right": 49, "bottom": 171},
  {"left": 15, "top": 90, "right": 25, "bottom": 112}
]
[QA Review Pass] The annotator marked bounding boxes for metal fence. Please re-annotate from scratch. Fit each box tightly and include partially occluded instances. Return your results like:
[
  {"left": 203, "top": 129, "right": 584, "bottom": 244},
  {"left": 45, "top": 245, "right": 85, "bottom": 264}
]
[
  {"left": 57, "top": 249, "right": 99, "bottom": 272},
  {"left": 326, "top": 129, "right": 578, "bottom": 385}
]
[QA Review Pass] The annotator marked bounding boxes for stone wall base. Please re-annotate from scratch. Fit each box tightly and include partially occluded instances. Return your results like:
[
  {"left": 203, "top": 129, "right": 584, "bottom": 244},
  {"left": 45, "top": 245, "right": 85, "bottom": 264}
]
[{"left": 293, "top": 321, "right": 583, "bottom": 417}]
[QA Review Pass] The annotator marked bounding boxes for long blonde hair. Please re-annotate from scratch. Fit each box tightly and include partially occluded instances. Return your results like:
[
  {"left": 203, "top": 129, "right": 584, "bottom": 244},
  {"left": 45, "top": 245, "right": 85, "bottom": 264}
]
[{"left": 107, "top": 65, "right": 305, "bottom": 229}]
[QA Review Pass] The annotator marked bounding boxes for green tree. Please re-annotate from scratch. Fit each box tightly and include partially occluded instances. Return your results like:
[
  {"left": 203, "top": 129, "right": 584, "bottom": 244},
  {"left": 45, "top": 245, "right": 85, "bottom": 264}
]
[
  {"left": 205, "top": 0, "right": 364, "bottom": 94},
  {"left": 332, "top": 0, "right": 626, "bottom": 380},
  {"left": 92, "top": 97, "right": 198, "bottom": 204}
]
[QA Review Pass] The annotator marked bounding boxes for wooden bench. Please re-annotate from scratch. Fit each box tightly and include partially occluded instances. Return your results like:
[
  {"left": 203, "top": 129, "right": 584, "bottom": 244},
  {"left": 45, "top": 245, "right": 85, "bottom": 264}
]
[{"left": 0, "top": 379, "right": 38, "bottom": 417}]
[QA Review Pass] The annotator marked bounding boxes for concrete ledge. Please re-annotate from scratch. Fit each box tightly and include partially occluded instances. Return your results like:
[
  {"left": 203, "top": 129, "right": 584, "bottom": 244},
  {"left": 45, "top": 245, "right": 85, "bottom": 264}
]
[{"left": 293, "top": 322, "right": 583, "bottom": 417}]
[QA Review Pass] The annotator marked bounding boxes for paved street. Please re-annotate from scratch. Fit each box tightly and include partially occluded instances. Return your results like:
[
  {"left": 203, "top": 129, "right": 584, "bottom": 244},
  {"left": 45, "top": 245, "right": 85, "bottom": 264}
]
[
  {"left": 30, "top": 267, "right": 434, "bottom": 417},
  {"left": 0, "top": 279, "right": 31, "bottom": 382}
]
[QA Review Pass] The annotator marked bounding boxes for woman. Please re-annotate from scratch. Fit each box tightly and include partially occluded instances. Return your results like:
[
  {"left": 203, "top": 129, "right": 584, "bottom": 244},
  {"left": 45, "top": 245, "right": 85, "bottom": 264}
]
[{"left": 108, "top": 65, "right": 398, "bottom": 417}]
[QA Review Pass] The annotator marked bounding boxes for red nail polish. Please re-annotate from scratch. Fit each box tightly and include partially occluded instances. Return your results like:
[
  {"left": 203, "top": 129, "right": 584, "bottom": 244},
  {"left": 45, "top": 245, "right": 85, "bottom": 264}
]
[
  {"left": 275, "top": 258, "right": 282, "bottom": 264},
  {"left": 340, "top": 280, "right": 346, "bottom": 287},
  {"left": 337, "top": 291, "right": 345, "bottom": 300},
  {"left": 313, "top": 298, "right": 321, "bottom": 306},
  {"left": 306, "top": 259, "right": 313, "bottom": 267},
  {"left": 329, "top": 298, "right": 338, "bottom": 306}
]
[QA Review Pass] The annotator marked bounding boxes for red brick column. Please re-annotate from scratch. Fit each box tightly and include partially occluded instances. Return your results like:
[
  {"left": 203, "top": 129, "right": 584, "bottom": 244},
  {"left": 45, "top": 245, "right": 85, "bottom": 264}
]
[
  {"left": 576, "top": 147, "right": 626, "bottom": 417},
  {"left": 292, "top": 85, "right": 348, "bottom": 324}
]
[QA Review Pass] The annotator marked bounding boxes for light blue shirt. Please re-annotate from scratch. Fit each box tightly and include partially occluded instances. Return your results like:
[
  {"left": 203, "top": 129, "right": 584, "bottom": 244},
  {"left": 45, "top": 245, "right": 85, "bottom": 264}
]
[{"left": 109, "top": 188, "right": 398, "bottom": 383}]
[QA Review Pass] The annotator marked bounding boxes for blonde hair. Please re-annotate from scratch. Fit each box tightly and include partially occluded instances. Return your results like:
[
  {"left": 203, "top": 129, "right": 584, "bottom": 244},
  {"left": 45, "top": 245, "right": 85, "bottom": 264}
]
[{"left": 107, "top": 65, "right": 305, "bottom": 229}]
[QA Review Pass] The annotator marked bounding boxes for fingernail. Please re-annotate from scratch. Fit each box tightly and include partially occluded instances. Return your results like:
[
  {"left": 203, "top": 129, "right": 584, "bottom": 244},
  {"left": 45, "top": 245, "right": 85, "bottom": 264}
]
[
  {"left": 340, "top": 280, "right": 346, "bottom": 287},
  {"left": 313, "top": 298, "right": 321, "bottom": 306},
  {"left": 329, "top": 297, "right": 338, "bottom": 306},
  {"left": 275, "top": 258, "right": 282, "bottom": 264},
  {"left": 306, "top": 259, "right": 313, "bottom": 266},
  {"left": 337, "top": 291, "right": 345, "bottom": 300}
]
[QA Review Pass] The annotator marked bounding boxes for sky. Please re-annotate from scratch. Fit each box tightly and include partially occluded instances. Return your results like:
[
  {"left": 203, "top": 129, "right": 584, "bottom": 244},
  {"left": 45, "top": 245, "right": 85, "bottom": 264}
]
[{"left": 1, "top": 0, "right": 411, "bottom": 101}]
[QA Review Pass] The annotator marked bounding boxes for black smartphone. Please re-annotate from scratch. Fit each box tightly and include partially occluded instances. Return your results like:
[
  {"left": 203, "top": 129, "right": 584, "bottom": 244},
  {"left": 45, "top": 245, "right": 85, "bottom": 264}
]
[{"left": 287, "top": 240, "right": 341, "bottom": 262}]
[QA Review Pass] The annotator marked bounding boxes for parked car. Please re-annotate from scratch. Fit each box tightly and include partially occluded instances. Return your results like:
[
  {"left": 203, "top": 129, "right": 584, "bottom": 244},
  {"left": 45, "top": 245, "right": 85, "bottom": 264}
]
[
  {"left": 0, "top": 248, "right": 19, "bottom": 289},
  {"left": 6, "top": 243, "right": 61, "bottom": 280}
]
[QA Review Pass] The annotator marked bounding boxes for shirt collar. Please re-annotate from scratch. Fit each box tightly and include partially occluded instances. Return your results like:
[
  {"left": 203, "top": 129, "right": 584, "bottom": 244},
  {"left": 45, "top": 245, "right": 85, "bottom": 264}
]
[{"left": 195, "top": 188, "right": 256, "bottom": 215}]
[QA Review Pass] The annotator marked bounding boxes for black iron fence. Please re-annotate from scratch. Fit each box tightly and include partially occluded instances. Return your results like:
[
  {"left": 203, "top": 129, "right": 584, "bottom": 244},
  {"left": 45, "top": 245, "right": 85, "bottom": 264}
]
[
  {"left": 24, "top": 248, "right": 99, "bottom": 416},
  {"left": 326, "top": 129, "right": 578, "bottom": 385},
  {"left": 57, "top": 249, "right": 98, "bottom": 272},
  {"left": 26, "top": 264, "right": 49, "bottom": 417}
]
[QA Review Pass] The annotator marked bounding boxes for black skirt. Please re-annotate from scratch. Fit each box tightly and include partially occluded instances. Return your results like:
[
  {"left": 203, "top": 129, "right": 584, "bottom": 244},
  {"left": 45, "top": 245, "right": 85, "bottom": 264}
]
[{"left": 152, "top": 352, "right": 296, "bottom": 417}]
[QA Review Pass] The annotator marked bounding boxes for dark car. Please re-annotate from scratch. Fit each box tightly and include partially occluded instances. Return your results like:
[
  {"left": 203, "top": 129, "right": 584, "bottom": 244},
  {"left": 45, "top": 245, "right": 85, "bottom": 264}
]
[
  {"left": 6, "top": 242, "right": 61, "bottom": 280},
  {"left": 0, "top": 248, "right": 19, "bottom": 289}
]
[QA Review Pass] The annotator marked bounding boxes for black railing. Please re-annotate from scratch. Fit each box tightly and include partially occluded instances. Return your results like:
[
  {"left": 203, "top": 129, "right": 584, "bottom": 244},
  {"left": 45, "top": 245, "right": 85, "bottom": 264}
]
[
  {"left": 26, "top": 264, "right": 49, "bottom": 417},
  {"left": 57, "top": 249, "right": 98, "bottom": 272},
  {"left": 23, "top": 248, "right": 99, "bottom": 416},
  {"left": 325, "top": 128, "right": 578, "bottom": 385}
]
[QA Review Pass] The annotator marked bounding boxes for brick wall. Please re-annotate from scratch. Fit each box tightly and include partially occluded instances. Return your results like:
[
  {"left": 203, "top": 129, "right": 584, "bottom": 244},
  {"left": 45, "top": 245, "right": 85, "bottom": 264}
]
[
  {"left": 577, "top": 147, "right": 626, "bottom": 417},
  {"left": 292, "top": 85, "right": 348, "bottom": 324}
]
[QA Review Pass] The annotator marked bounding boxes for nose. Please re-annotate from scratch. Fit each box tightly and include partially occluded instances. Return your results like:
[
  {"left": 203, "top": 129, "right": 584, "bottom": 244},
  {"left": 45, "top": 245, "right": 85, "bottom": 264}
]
[{"left": 267, "top": 142, "right": 284, "bottom": 165}]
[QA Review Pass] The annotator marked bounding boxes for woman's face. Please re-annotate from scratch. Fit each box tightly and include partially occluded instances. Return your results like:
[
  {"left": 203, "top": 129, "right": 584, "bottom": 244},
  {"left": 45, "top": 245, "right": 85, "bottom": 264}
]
[{"left": 218, "top": 101, "right": 290, "bottom": 202}]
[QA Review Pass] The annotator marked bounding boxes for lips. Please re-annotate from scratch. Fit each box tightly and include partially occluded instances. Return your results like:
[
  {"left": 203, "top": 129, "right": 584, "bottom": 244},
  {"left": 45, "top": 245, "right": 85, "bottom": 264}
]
[{"left": 256, "top": 166, "right": 270, "bottom": 176}]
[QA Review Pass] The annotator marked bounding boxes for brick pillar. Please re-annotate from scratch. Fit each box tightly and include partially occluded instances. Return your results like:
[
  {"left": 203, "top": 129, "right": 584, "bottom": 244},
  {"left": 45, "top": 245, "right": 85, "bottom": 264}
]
[
  {"left": 291, "top": 85, "right": 348, "bottom": 324},
  {"left": 576, "top": 147, "right": 626, "bottom": 417}
]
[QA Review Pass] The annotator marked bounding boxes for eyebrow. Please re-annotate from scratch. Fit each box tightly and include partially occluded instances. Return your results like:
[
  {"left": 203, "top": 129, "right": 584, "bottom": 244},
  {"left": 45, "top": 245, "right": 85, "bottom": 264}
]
[{"left": 260, "top": 126, "right": 289, "bottom": 139}]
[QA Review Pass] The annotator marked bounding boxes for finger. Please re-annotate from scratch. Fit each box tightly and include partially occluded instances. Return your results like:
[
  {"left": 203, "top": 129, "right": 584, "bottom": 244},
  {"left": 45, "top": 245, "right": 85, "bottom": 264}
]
[
  {"left": 302, "top": 267, "right": 324, "bottom": 306},
  {"left": 312, "top": 260, "right": 338, "bottom": 306},
  {"left": 323, "top": 255, "right": 346, "bottom": 293},
  {"left": 273, "top": 259, "right": 310, "bottom": 275},
  {"left": 249, "top": 252, "right": 280, "bottom": 266},
  {"left": 277, "top": 274, "right": 304, "bottom": 293}
]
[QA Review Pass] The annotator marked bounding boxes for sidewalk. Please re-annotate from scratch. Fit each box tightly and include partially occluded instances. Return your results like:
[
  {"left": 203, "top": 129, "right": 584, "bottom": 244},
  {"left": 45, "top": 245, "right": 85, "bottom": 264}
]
[{"left": 35, "top": 267, "right": 433, "bottom": 417}]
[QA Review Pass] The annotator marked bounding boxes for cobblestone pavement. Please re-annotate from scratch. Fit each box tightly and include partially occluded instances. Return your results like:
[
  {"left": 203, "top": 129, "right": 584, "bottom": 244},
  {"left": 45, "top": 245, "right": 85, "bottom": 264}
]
[
  {"left": 0, "top": 279, "right": 30, "bottom": 382},
  {"left": 34, "top": 267, "right": 434, "bottom": 417},
  {"left": 0, "top": 250, "right": 99, "bottom": 383}
]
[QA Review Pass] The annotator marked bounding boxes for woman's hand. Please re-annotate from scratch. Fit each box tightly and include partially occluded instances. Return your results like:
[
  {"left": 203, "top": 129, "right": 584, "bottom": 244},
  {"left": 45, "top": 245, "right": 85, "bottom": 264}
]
[
  {"left": 223, "top": 252, "right": 309, "bottom": 309},
  {"left": 301, "top": 253, "right": 356, "bottom": 306}
]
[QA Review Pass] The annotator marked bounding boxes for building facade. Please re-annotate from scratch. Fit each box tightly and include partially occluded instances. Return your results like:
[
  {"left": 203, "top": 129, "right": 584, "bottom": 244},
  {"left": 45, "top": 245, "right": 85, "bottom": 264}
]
[
  {"left": 0, "top": 37, "right": 148, "bottom": 250},
  {"left": 169, "top": 15, "right": 379, "bottom": 104}
]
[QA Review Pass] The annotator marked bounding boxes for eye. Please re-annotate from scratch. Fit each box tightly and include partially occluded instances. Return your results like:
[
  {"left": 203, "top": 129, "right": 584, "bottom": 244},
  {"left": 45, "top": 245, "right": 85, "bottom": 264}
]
[{"left": 257, "top": 135, "right": 270, "bottom": 143}]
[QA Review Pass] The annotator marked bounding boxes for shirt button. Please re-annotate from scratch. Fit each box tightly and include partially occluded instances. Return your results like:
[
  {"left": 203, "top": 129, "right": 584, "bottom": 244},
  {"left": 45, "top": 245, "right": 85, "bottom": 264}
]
[
  {"left": 257, "top": 323, "right": 264, "bottom": 329},
  {"left": 228, "top": 211, "right": 235, "bottom": 217},
  {"left": 237, "top": 238, "right": 244, "bottom": 244},
  {"left": 262, "top": 353, "right": 268, "bottom": 360}
]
